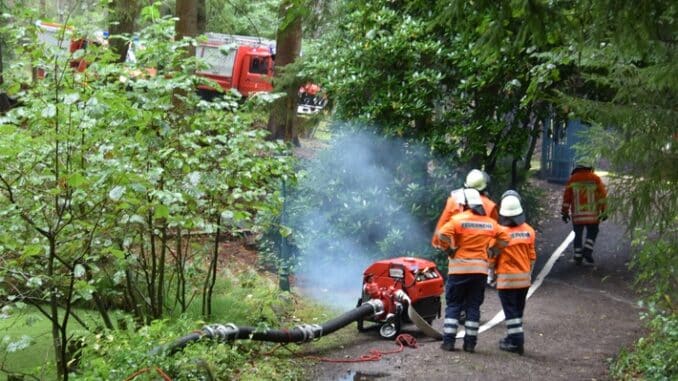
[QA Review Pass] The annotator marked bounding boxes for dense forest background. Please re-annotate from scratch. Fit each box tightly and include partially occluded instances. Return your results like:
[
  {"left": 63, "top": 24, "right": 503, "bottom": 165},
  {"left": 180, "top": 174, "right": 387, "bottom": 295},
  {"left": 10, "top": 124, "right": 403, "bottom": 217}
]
[{"left": 0, "top": 0, "right": 675, "bottom": 380}]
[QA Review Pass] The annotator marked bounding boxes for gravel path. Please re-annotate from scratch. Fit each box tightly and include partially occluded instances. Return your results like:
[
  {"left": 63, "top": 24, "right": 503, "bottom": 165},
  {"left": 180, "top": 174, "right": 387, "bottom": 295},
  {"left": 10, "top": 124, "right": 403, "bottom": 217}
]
[{"left": 306, "top": 179, "right": 642, "bottom": 381}]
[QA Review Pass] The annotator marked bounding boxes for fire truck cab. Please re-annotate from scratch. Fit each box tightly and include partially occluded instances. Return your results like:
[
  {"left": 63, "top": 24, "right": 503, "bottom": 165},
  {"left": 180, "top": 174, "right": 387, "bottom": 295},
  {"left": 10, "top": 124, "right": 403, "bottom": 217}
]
[{"left": 196, "top": 33, "right": 274, "bottom": 99}]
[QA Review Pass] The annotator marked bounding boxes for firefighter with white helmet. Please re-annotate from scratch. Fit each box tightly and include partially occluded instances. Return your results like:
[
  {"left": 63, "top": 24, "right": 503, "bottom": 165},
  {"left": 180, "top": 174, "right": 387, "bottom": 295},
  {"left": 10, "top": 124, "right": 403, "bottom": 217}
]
[
  {"left": 436, "top": 188, "right": 509, "bottom": 352},
  {"left": 432, "top": 169, "right": 498, "bottom": 249},
  {"left": 465, "top": 169, "right": 499, "bottom": 221},
  {"left": 495, "top": 190, "right": 536, "bottom": 355}
]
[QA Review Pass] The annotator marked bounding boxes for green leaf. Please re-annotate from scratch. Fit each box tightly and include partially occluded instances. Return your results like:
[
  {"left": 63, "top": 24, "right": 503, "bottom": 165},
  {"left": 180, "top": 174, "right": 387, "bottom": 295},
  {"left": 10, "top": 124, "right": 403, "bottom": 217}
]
[
  {"left": 67, "top": 173, "right": 86, "bottom": 187},
  {"left": 109, "top": 186, "right": 125, "bottom": 201},
  {"left": 73, "top": 264, "right": 86, "bottom": 278},
  {"left": 154, "top": 205, "right": 170, "bottom": 219},
  {"left": 74, "top": 280, "right": 94, "bottom": 301},
  {"left": 41, "top": 104, "right": 56, "bottom": 118},
  {"left": 22, "top": 244, "right": 43, "bottom": 258}
]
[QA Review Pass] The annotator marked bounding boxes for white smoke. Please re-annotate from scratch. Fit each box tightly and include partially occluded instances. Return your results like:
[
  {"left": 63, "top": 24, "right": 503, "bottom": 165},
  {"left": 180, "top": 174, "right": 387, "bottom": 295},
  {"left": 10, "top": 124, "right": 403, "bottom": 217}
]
[{"left": 290, "top": 130, "right": 434, "bottom": 311}]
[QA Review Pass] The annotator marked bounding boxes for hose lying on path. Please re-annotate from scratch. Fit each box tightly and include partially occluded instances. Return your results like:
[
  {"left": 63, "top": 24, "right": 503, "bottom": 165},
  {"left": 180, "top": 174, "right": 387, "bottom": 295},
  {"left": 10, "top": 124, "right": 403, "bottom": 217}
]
[
  {"left": 393, "top": 290, "right": 443, "bottom": 340},
  {"left": 151, "top": 299, "right": 385, "bottom": 356}
]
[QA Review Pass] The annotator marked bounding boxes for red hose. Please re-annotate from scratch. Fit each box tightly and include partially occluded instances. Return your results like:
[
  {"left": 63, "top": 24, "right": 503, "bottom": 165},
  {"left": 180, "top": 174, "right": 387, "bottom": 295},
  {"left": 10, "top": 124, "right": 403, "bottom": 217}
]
[{"left": 304, "top": 333, "right": 417, "bottom": 363}]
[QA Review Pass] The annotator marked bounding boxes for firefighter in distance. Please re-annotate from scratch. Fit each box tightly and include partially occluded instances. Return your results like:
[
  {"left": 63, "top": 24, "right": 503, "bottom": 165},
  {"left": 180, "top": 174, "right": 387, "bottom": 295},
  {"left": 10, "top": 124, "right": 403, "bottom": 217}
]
[
  {"left": 495, "top": 190, "right": 536, "bottom": 355},
  {"left": 436, "top": 188, "right": 509, "bottom": 352},
  {"left": 561, "top": 163, "right": 608, "bottom": 265}
]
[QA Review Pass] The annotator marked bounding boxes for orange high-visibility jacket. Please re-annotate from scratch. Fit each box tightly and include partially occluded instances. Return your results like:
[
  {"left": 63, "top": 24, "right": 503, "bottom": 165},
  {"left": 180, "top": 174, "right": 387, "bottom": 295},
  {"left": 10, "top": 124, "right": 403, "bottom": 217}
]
[
  {"left": 561, "top": 169, "right": 607, "bottom": 225},
  {"left": 431, "top": 193, "right": 498, "bottom": 249},
  {"left": 431, "top": 195, "right": 464, "bottom": 249},
  {"left": 481, "top": 195, "right": 499, "bottom": 222},
  {"left": 437, "top": 210, "right": 509, "bottom": 276},
  {"left": 495, "top": 223, "right": 537, "bottom": 289}
]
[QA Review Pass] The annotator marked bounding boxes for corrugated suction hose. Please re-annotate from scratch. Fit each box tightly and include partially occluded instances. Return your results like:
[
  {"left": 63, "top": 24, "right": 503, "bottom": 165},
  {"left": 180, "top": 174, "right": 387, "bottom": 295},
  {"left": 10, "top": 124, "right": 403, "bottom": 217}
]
[{"left": 151, "top": 299, "right": 385, "bottom": 356}]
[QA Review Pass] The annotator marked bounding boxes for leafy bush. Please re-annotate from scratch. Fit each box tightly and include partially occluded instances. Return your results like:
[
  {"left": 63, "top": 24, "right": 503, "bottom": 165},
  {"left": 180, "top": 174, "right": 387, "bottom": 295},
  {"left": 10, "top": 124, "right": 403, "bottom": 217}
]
[
  {"left": 74, "top": 272, "right": 306, "bottom": 381},
  {"left": 611, "top": 305, "right": 678, "bottom": 381}
]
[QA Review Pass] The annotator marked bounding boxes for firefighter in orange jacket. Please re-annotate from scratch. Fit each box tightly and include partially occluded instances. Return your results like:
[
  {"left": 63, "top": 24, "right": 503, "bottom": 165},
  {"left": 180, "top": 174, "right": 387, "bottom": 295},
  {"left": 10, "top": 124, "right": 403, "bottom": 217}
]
[
  {"left": 431, "top": 169, "right": 498, "bottom": 249},
  {"left": 561, "top": 163, "right": 608, "bottom": 265},
  {"left": 495, "top": 190, "right": 536, "bottom": 355},
  {"left": 437, "top": 188, "right": 509, "bottom": 352}
]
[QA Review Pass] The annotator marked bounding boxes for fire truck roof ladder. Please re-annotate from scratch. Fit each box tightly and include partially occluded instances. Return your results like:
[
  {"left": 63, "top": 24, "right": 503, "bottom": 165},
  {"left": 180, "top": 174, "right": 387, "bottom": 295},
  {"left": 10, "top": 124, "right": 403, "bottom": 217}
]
[{"left": 204, "top": 33, "right": 274, "bottom": 48}]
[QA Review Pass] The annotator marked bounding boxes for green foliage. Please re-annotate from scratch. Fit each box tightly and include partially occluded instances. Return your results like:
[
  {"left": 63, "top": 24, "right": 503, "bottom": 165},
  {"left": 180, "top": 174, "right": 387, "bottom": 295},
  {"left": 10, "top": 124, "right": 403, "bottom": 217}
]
[
  {"left": 0, "top": 305, "right": 127, "bottom": 377},
  {"left": 73, "top": 270, "right": 313, "bottom": 380},
  {"left": 304, "top": 0, "right": 546, "bottom": 174},
  {"left": 0, "top": 4, "right": 294, "bottom": 378},
  {"left": 630, "top": 232, "right": 677, "bottom": 310},
  {"left": 611, "top": 306, "right": 678, "bottom": 381},
  {"left": 207, "top": 0, "right": 280, "bottom": 39}
]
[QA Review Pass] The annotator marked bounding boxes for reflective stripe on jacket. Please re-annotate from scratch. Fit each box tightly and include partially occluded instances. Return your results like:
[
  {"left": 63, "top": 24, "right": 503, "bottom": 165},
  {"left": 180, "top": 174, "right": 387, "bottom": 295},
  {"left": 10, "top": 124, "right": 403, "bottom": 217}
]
[
  {"left": 496, "top": 223, "right": 537, "bottom": 289},
  {"left": 438, "top": 210, "right": 510, "bottom": 275},
  {"left": 561, "top": 169, "right": 607, "bottom": 225}
]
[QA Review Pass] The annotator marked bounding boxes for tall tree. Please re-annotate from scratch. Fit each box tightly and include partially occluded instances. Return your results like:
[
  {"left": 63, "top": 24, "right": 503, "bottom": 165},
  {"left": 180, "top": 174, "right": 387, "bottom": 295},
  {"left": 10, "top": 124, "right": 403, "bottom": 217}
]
[
  {"left": 0, "top": 38, "right": 7, "bottom": 112},
  {"left": 107, "top": 0, "right": 139, "bottom": 62},
  {"left": 0, "top": 1, "right": 10, "bottom": 112},
  {"left": 266, "top": 0, "right": 304, "bottom": 145},
  {"left": 197, "top": 0, "right": 207, "bottom": 35},
  {"left": 176, "top": 0, "right": 198, "bottom": 42}
]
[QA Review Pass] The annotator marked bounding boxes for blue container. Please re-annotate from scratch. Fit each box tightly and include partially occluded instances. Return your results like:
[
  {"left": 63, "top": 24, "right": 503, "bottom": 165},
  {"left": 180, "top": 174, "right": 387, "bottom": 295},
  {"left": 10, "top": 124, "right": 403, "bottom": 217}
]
[{"left": 541, "top": 119, "right": 587, "bottom": 183}]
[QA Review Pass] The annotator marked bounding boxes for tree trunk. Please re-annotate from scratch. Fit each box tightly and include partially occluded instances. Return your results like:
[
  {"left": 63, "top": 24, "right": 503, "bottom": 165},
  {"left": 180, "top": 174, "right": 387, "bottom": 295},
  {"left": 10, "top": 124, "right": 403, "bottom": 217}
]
[
  {"left": 202, "top": 216, "right": 220, "bottom": 318},
  {"left": 266, "top": 0, "right": 303, "bottom": 145},
  {"left": 108, "top": 0, "right": 139, "bottom": 63},
  {"left": 48, "top": 237, "right": 67, "bottom": 379},
  {"left": 0, "top": 38, "right": 3, "bottom": 85},
  {"left": 176, "top": 0, "right": 198, "bottom": 43},
  {"left": 523, "top": 115, "right": 541, "bottom": 172},
  {"left": 0, "top": 41, "right": 8, "bottom": 113},
  {"left": 174, "top": 0, "right": 197, "bottom": 111},
  {"left": 197, "top": 0, "right": 207, "bottom": 35}
]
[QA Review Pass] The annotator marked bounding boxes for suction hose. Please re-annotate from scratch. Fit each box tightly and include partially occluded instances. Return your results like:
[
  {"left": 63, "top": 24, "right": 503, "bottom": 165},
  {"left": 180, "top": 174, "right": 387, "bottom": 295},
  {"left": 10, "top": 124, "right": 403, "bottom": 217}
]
[{"left": 151, "top": 299, "right": 385, "bottom": 356}]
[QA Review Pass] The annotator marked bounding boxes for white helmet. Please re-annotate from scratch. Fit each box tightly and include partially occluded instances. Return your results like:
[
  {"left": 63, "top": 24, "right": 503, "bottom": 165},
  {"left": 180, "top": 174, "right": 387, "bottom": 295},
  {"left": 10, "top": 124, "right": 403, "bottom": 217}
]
[
  {"left": 462, "top": 188, "right": 483, "bottom": 207},
  {"left": 464, "top": 169, "right": 487, "bottom": 191},
  {"left": 500, "top": 195, "right": 523, "bottom": 217}
]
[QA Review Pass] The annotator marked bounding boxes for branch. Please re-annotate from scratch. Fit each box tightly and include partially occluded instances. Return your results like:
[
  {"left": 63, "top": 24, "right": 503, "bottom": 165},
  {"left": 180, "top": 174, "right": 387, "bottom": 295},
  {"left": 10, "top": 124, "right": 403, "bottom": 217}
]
[{"left": 0, "top": 367, "right": 41, "bottom": 381}]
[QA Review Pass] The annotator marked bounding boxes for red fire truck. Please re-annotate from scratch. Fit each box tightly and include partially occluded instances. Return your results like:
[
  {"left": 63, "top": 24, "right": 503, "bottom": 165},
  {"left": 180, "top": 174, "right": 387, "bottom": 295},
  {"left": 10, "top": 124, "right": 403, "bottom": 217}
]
[
  {"left": 195, "top": 33, "right": 275, "bottom": 99},
  {"left": 195, "top": 33, "right": 326, "bottom": 114},
  {"left": 36, "top": 20, "right": 107, "bottom": 74}
]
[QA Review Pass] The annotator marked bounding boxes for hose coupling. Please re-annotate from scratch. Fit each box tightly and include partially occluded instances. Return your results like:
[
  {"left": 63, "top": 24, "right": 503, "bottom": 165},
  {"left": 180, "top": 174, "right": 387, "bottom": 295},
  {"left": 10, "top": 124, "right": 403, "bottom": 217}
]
[
  {"left": 395, "top": 289, "right": 411, "bottom": 304},
  {"left": 202, "top": 323, "right": 239, "bottom": 342},
  {"left": 294, "top": 324, "right": 323, "bottom": 342},
  {"left": 364, "top": 298, "right": 385, "bottom": 317}
]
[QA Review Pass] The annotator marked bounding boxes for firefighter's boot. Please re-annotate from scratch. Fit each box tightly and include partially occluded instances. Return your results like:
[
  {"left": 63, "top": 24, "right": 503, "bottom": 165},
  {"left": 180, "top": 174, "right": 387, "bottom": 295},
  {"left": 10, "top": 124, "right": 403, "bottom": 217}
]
[
  {"left": 462, "top": 341, "right": 475, "bottom": 353},
  {"left": 440, "top": 341, "right": 456, "bottom": 352},
  {"left": 499, "top": 338, "right": 524, "bottom": 355},
  {"left": 582, "top": 240, "right": 595, "bottom": 265},
  {"left": 573, "top": 248, "right": 583, "bottom": 265},
  {"left": 441, "top": 317, "right": 459, "bottom": 351}
]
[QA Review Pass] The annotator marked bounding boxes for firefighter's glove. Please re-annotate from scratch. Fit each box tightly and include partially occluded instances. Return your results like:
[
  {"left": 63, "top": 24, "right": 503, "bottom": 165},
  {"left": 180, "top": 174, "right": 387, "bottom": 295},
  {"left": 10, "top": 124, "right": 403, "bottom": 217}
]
[
  {"left": 487, "top": 247, "right": 500, "bottom": 259},
  {"left": 445, "top": 248, "right": 457, "bottom": 258},
  {"left": 561, "top": 212, "right": 570, "bottom": 223},
  {"left": 487, "top": 269, "right": 497, "bottom": 288}
]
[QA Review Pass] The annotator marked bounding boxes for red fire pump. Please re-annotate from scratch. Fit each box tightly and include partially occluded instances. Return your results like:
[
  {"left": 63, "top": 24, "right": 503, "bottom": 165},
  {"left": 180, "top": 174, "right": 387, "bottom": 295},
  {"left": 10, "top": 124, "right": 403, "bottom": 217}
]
[{"left": 356, "top": 257, "right": 444, "bottom": 339}]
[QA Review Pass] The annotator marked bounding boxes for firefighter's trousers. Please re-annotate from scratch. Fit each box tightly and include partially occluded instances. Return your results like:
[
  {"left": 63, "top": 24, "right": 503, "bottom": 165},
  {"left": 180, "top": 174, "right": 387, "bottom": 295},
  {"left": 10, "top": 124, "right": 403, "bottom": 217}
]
[
  {"left": 443, "top": 274, "right": 486, "bottom": 347},
  {"left": 573, "top": 223, "right": 599, "bottom": 261},
  {"left": 498, "top": 288, "right": 528, "bottom": 346}
]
